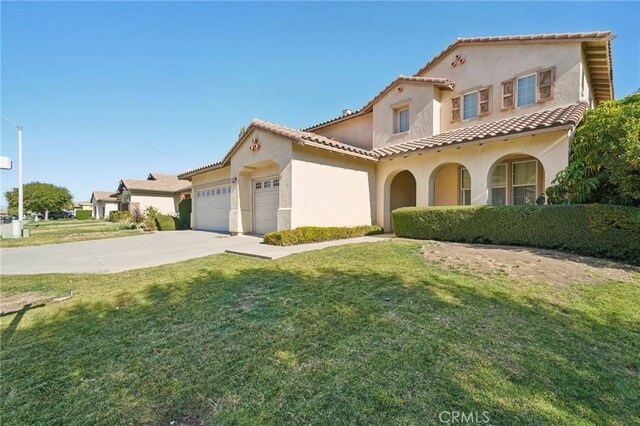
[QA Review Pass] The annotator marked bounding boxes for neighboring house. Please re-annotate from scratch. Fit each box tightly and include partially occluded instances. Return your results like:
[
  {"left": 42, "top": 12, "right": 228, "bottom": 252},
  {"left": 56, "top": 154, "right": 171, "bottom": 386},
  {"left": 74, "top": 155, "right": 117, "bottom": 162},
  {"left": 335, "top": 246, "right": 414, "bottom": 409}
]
[
  {"left": 115, "top": 172, "right": 191, "bottom": 215},
  {"left": 71, "top": 201, "right": 92, "bottom": 215},
  {"left": 90, "top": 191, "right": 118, "bottom": 219},
  {"left": 178, "top": 31, "right": 614, "bottom": 234}
]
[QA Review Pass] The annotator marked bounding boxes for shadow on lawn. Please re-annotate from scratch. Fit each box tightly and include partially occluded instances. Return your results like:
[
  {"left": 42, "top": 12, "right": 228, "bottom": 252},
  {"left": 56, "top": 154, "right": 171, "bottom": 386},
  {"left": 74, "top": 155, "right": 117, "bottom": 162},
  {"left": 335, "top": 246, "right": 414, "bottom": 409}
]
[{"left": 1, "top": 261, "right": 638, "bottom": 425}]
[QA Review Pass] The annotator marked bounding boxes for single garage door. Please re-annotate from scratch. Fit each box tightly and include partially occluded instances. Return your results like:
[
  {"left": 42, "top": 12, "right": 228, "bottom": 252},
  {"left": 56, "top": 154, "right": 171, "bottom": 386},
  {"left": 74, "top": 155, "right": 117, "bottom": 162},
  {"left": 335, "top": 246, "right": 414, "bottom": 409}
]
[
  {"left": 194, "top": 184, "right": 231, "bottom": 232},
  {"left": 253, "top": 177, "right": 279, "bottom": 234}
]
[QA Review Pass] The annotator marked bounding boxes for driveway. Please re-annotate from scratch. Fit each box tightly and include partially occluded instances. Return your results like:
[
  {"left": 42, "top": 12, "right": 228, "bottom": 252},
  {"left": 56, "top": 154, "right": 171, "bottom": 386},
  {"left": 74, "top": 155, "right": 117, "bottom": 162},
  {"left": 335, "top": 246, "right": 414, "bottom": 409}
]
[{"left": 0, "top": 231, "right": 382, "bottom": 274}]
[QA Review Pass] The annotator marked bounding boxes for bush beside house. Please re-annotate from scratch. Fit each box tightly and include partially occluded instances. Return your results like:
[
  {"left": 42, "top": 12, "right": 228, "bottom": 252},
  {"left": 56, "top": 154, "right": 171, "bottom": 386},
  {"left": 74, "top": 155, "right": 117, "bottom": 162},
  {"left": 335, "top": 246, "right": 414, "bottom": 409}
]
[
  {"left": 178, "top": 198, "right": 192, "bottom": 229},
  {"left": 75, "top": 210, "right": 92, "bottom": 220},
  {"left": 263, "top": 225, "right": 383, "bottom": 246},
  {"left": 108, "top": 211, "right": 131, "bottom": 223},
  {"left": 393, "top": 205, "right": 640, "bottom": 263},
  {"left": 155, "top": 215, "right": 183, "bottom": 231}
]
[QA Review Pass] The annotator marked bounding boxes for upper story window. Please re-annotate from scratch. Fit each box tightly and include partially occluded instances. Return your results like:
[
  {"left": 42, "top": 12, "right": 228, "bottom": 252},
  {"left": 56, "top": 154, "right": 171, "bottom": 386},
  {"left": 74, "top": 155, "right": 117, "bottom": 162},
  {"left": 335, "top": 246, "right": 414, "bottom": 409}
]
[
  {"left": 517, "top": 74, "right": 536, "bottom": 106},
  {"left": 463, "top": 92, "right": 478, "bottom": 119},
  {"left": 395, "top": 107, "right": 409, "bottom": 133},
  {"left": 452, "top": 87, "right": 491, "bottom": 123},
  {"left": 502, "top": 68, "right": 555, "bottom": 111}
]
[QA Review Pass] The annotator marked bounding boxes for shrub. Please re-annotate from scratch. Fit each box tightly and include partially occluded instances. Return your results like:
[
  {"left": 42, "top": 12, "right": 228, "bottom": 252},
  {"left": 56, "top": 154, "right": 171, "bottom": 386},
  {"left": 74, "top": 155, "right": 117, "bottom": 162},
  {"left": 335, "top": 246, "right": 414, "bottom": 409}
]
[
  {"left": 155, "top": 214, "right": 184, "bottom": 231},
  {"left": 130, "top": 207, "right": 144, "bottom": 224},
  {"left": 178, "top": 198, "right": 192, "bottom": 229},
  {"left": 392, "top": 205, "right": 640, "bottom": 263},
  {"left": 75, "top": 210, "right": 92, "bottom": 220},
  {"left": 108, "top": 211, "right": 131, "bottom": 223},
  {"left": 263, "top": 225, "right": 384, "bottom": 246}
]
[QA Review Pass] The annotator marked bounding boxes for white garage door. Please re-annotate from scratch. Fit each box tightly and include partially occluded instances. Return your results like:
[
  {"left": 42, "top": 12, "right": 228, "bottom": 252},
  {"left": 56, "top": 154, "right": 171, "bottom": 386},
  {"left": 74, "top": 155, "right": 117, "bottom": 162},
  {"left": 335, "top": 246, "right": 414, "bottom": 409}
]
[
  {"left": 253, "top": 177, "right": 279, "bottom": 234},
  {"left": 194, "top": 184, "right": 231, "bottom": 232}
]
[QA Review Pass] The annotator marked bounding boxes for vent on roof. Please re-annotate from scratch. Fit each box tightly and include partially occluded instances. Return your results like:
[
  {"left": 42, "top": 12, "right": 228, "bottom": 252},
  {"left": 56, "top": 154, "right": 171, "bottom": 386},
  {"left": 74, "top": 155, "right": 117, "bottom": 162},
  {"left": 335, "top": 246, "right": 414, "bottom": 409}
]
[{"left": 341, "top": 109, "right": 353, "bottom": 116}]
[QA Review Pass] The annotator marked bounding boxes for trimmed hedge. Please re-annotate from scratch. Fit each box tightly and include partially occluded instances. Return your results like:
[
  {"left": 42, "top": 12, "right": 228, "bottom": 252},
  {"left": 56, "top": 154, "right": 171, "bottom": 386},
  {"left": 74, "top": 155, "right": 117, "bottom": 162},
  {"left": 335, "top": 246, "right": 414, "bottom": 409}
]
[
  {"left": 393, "top": 205, "right": 640, "bottom": 263},
  {"left": 108, "top": 211, "right": 131, "bottom": 223},
  {"left": 155, "top": 214, "right": 184, "bottom": 231},
  {"left": 76, "top": 210, "right": 92, "bottom": 220},
  {"left": 178, "top": 198, "right": 192, "bottom": 229},
  {"left": 263, "top": 225, "right": 384, "bottom": 246}
]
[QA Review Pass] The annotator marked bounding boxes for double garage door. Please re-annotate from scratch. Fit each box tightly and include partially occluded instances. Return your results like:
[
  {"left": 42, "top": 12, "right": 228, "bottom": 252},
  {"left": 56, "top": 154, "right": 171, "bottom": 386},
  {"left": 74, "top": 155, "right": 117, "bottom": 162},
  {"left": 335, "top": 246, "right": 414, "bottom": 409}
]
[
  {"left": 194, "top": 178, "right": 279, "bottom": 234},
  {"left": 194, "top": 184, "right": 231, "bottom": 232}
]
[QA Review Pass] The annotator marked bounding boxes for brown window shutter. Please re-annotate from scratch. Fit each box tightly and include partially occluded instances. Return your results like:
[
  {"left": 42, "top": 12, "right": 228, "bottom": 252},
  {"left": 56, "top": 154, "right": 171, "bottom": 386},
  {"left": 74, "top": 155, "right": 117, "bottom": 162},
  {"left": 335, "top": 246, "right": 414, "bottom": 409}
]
[
  {"left": 501, "top": 80, "right": 515, "bottom": 111},
  {"left": 451, "top": 96, "right": 461, "bottom": 122},
  {"left": 537, "top": 67, "right": 555, "bottom": 102},
  {"left": 478, "top": 86, "right": 492, "bottom": 116}
]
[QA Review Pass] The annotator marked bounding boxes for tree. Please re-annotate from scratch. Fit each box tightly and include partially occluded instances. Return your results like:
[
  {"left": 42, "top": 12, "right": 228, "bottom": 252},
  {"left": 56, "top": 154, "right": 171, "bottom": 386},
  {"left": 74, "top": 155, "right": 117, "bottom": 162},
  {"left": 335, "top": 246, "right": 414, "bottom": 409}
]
[
  {"left": 5, "top": 182, "right": 73, "bottom": 220},
  {"left": 546, "top": 93, "right": 640, "bottom": 206}
]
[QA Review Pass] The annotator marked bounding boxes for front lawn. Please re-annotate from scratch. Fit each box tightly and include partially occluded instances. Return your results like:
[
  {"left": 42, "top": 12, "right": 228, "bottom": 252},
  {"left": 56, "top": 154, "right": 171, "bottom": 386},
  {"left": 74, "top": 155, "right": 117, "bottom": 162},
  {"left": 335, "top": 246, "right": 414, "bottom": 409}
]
[
  {"left": 1, "top": 242, "right": 638, "bottom": 424},
  {"left": 0, "top": 220, "right": 144, "bottom": 248}
]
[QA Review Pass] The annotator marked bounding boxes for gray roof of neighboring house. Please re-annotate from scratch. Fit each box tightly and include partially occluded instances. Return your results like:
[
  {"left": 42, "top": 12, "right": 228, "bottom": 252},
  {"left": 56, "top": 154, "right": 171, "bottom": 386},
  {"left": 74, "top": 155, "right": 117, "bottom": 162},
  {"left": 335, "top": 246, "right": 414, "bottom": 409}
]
[
  {"left": 179, "top": 102, "right": 588, "bottom": 178},
  {"left": 119, "top": 174, "right": 191, "bottom": 194},
  {"left": 91, "top": 191, "right": 118, "bottom": 202}
]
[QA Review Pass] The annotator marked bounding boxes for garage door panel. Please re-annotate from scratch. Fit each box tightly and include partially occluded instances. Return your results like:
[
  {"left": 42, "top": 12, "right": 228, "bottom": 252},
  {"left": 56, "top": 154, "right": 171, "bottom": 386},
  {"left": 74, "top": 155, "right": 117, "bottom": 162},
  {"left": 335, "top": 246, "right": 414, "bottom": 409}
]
[
  {"left": 195, "top": 185, "right": 231, "bottom": 232},
  {"left": 253, "top": 178, "right": 279, "bottom": 235}
]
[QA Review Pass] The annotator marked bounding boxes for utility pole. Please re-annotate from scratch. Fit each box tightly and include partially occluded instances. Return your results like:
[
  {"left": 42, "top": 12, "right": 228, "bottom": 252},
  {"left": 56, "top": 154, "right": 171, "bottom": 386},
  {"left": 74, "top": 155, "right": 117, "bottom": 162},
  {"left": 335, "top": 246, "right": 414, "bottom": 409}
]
[{"left": 1, "top": 114, "right": 24, "bottom": 237}]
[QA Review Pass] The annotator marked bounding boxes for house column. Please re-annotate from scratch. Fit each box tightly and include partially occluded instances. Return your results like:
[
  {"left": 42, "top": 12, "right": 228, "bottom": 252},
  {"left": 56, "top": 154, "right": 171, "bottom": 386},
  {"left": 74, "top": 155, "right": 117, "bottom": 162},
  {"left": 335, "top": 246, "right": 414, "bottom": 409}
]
[
  {"left": 468, "top": 164, "right": 489, "bottom": 205},
  {"left": 277, "top": 160, "right": 293, "bottom": 230}
]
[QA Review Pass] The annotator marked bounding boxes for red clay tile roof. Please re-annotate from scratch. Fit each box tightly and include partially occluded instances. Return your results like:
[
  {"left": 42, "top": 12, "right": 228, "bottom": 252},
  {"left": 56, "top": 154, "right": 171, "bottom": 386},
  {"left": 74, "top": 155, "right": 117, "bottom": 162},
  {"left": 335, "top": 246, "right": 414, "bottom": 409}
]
[
  {"left": 303, "top": 75, "right": 454, "bottom": 131},
  {"left": 250, "top": 119, "right": 377, "bottom": 159},
  {"left": 372, "top": 102, "right": 588, "bottom": 158},
  {"left": 414, "top": 31, "right": 615, "bottom": 76},
  {"left": 181, "top": 103, "right": 588, "bottom": 177},
  {"left": 178, "top": 118, "right": 379, "bottom": 179}
]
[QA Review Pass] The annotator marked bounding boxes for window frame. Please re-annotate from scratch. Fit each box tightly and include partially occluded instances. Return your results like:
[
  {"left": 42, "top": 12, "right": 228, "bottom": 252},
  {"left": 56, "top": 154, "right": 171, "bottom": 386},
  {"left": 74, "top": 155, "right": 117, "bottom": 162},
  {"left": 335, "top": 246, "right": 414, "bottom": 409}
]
[
  {"left": 490, "top": 163, "right": 507, "bottom": 206},
  {"left": 516, "top": 73, "right": 537, "bottom": 107},
  {"left": 511, "top": 160, "right": 538, "bottom": 205},
  {"left": 395, "top": 107, "right": 410, "bottom": 133},
  {"left": 459, "top": 167, "right": 471, "bottom": 205},
  {"left": 462, "top": 91, "right": 478, "bottom": 120}
]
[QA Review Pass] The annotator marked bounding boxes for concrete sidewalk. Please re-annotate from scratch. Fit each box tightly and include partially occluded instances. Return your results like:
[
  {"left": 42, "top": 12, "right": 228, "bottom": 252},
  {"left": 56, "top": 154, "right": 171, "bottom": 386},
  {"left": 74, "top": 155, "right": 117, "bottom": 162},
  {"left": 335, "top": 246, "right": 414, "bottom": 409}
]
[{"left": 0, "top": 231, "right": 383, "bottom": 275}]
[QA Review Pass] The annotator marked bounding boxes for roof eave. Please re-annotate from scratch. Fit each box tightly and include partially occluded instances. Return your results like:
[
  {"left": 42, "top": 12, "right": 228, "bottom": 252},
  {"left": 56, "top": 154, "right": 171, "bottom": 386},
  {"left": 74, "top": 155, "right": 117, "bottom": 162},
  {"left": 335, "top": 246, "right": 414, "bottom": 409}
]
[{"left": 378, "top": 124, "right": 575, "bottom": 160}]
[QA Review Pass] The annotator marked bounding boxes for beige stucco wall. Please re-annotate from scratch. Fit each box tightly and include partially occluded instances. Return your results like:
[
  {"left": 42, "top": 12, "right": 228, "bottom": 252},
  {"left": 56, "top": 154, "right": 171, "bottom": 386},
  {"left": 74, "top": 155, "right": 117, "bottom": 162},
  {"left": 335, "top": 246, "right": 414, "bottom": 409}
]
[
  {"left": 290, "top": 144, "right": 376, "bottom": 228},
  {"left": 313, "top": 113, "right": 374, "bottom": 150},
  {"left": 375, "top": 129, "right": 571, "bottom": 230},
  {"left": 418, "top": 42, "right": 584, "bottom": 133},
  {"left": 130, "top": 193, "right": 179, "bottom": 215},
  {"left": 433, "top": 163, "right": 459, "bottom": 206},
  {"left": 372, "top": 82, "right": 437, "bottom": 148},
  {"left": 229, "top": 128, "right": 293, "bottom": 234}
]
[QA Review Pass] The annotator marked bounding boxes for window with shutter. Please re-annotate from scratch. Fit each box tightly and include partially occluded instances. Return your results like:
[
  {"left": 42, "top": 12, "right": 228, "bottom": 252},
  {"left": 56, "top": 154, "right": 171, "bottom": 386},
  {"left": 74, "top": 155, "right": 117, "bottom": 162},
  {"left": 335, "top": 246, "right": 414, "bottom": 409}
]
[
  {"left": 501, "top": 80, "right": 515, "bottom": 110},
  {"left": 451, "top": 96, "right": 461, "bottom": 122},
  {"left": 479, "top": 87, "right": 491, "bottom": 116},
  {"left": 537, "top": 68, "right": 554, "bottom": 102}
]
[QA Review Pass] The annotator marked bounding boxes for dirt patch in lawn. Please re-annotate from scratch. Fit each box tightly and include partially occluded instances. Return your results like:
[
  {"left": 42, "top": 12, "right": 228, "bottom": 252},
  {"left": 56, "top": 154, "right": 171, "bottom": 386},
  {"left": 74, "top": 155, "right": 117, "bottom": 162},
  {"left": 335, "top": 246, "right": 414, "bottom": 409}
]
[
  {"left": 1, "top": 292, "right": 45, "bottom": 314},
  {"left": 421, "top": 241, "right": 639, "bottom": 285}
]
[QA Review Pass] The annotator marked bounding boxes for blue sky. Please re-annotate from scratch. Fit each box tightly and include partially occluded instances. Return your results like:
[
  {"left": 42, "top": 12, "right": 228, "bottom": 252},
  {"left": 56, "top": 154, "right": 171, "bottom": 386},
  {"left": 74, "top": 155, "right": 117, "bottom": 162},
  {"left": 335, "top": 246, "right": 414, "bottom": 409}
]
[{"left": 1, "top": 1, "right": 639, "bottom": 204}]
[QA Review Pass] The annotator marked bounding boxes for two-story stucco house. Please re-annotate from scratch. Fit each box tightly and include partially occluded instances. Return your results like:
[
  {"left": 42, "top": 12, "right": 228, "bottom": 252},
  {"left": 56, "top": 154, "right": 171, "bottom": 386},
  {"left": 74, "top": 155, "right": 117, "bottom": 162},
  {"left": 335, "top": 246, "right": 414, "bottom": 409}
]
[{"left": 178, "top": 31, "right": 615, "bottom": 234}]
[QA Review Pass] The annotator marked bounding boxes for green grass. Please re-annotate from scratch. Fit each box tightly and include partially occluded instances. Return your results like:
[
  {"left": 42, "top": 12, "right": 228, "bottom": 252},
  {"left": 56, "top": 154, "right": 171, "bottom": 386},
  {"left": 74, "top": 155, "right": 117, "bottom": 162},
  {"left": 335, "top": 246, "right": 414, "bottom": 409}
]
[
  {"left": 0, "top": 220, "right": 144, "bottom": 247},
  {"left": 1, "top": 242, "right": 639, "bottom": 425}
]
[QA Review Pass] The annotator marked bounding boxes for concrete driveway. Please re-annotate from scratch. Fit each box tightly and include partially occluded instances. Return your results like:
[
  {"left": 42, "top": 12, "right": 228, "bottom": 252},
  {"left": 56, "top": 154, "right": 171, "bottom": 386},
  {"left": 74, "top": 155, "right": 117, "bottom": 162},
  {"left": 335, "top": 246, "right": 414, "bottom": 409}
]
[{"left": 0, "top": 231, "right": 382, "bottom": 275}]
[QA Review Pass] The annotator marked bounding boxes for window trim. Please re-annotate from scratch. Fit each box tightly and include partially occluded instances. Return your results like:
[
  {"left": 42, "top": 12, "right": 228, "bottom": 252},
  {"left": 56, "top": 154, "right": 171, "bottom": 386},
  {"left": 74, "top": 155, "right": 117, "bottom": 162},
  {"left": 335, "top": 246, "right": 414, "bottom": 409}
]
[
  {"left": 516, "top": 73, "right": 537, "bottom": 107},
  {"left": 536, "top": 67, "right": 555, "bottom": 103},
  {"left": 511, "top": 160, "right": 538, "bottom": 205},
  {"left": 490, "top": 163, "right": 507, "bottom": 206},
  {"left": 459, "top": 167, "right": 471, "bottom": 205},
  {"left": 462, "top": 91, "right": 479, "bottom": 120},
  {"left": 395, "top": 106, "right": 410, "bottom": 133}
]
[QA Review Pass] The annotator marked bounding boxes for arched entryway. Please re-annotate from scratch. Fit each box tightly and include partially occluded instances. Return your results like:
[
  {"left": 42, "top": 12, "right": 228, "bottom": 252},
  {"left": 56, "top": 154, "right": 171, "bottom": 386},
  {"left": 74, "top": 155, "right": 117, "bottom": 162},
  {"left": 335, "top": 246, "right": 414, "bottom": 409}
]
[
  {"left": 389, "top": 170, "right": 417, "bottom": 230},
  {"left": 486, "top": 154, "right": 546, "bottom": 205},
  {"left": 428, "top": 163, "right": 471, "bottom": 206}
]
